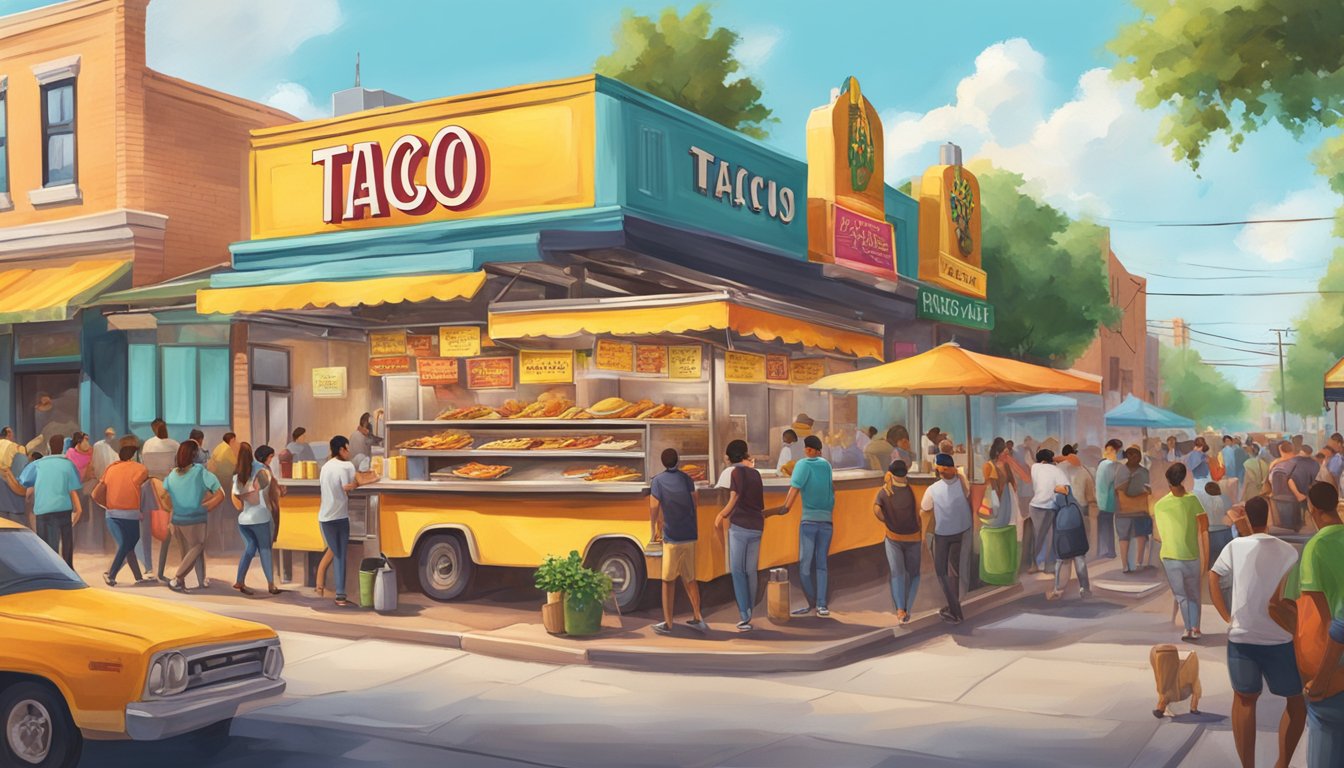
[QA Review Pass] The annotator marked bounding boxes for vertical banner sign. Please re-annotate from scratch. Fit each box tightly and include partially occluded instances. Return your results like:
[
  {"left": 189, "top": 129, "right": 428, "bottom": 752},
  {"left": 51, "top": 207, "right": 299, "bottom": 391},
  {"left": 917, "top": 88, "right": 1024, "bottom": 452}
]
[
  {"left": 635, "top": 344, "right": 668, "bottom": 375},
  {"left": 519, "top": 350, "right": 575, "bottom": 384},
  {"left": 765, "top": 354, "right": 789, "bottom": 382},
  {"left": 369, "top": 331, "right": 407, "bottom": 356},
  {"left": 594, "top": 339, "right": 635, "bottom": 372},
  {"left": 466, "top": 356, "right": 514, "bottom": 389},
  {"left": 418, "top": 357, "right": 460, "bottom": 386},
  {"left": 438, "top": 326, "right": 481, "bottom": 358},
  {"left": 724, "top": 351, "right": 767, "bottom": 383},
  {"left": 668, "top": 346, "right": 703, "bottom": 379},
  {"left": 406, "top": 334, "right": 435, "bottom": 357},
  {"left": 369, "top": 356, "right": 414, "bottom": 376},
  {"left": 311, "top": 367, "right": 348, "bottom": 398},
  {"left": 789, "top": 359, "right": 827, "bottom": 385}
]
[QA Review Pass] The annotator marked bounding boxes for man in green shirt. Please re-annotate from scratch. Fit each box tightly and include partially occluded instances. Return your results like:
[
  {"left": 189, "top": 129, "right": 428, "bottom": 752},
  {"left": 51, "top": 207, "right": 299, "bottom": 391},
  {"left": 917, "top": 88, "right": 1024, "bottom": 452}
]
[
  {"left": 1154, "top": 462, "right": 1209, "bottom": 641},
  {"left": 1302, "top": 481, "right": 1344, "bottom": 766}
]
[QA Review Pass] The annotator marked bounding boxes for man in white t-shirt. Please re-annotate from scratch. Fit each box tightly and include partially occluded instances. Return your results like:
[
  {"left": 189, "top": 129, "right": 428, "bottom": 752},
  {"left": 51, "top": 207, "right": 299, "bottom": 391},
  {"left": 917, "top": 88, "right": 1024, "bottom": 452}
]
[
  {"left": 1025, "top": 448, "right": 1071, "bottom": 573},
  {"left": 318, "top": 435, "right": 373, "bottom": 606},
  {"left": 1208, "top": 496, "right": 1304, "bottom": 768}
]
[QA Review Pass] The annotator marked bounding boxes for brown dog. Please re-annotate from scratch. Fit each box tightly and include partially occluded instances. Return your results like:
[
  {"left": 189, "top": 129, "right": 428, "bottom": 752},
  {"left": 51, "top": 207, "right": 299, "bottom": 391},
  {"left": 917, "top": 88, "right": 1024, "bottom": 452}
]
[{"left": 1150, "top": 644, "right": 1201, "bottom": 717}]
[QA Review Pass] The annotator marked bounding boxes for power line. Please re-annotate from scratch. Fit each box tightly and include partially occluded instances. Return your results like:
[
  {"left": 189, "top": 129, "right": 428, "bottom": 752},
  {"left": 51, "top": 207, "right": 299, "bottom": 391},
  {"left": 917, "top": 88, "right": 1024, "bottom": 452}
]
[
  {"left": 1144, "top": 290, "right": 1344, "bottom": 296},
  {"left": 1098, "top": 216, "right": 1336, "bottom": 227},
  {"left": 1145, "top": 272, "right": 1320, "bottom": 281},
  {"left": 1179, "top": 262, "right": 1330, "bottom": 274}
]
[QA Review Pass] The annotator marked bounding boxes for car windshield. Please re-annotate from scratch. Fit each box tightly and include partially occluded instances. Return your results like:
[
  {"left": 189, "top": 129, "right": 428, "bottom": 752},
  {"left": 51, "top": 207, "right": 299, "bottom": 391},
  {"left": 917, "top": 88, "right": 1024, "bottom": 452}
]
[{"left": 0, "top": 529, "right": 85, "bottom": 596}]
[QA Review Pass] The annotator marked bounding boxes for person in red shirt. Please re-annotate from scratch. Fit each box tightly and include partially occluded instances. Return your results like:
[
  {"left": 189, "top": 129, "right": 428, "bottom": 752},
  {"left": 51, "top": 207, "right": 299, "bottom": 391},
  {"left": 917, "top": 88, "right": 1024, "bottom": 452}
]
[{"left": 94, "top": 439, "right": 150, "bottom": 586}]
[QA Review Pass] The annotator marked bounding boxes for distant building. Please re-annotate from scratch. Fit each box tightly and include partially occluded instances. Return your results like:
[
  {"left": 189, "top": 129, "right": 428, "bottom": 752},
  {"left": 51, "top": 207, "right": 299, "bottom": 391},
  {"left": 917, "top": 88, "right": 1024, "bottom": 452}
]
[{"left": 1074, "top": 231, "right": 1149, "bottom": 439}]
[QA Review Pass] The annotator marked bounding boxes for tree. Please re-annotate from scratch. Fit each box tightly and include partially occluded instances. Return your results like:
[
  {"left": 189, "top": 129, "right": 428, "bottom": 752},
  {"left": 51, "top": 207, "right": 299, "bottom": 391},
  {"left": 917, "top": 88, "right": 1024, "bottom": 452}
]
[
  {"left": 596, "top": 5, "right": 776, "bottom": 139},
  {"left": 976, "top": 165, "right": 1121, "bottom": 366},
  {"left": 1109, "top": 0, "right": 1344, "bottom": 418},
  {"left": 1159, "top": 344, "right": 1247, "bottom": 428}
]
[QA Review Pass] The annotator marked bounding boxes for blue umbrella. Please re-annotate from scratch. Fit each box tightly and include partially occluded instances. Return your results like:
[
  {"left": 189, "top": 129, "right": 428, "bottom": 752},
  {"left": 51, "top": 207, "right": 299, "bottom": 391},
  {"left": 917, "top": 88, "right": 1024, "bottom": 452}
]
[{"left": 1104, "top": 394, "right": 1195, "bottom": 429}]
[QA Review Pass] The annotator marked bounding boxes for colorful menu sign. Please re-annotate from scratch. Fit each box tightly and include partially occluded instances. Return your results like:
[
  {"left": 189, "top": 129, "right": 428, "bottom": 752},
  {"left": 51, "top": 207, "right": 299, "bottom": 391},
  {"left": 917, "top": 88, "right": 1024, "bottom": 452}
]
[
  {"left": 418, "top": 357, "right": 460, "bottom": 386},
  {"left": 669, "top": 346, "right": 702, "bottom": 379},
  {"left": 519, "top": 350, "right": 575, "bottom": 384},
  {"left": 789, "top": 359, "right": 827, "bottom": 385},
  {"left": 765, "top": 354, "right": 789, "bottom": 382},
  {"left": 311, "top": 367, "right": 348, "bottom": 398},
  {"left": 369, "top": 356, "right": 414, "bottom": 376},
  {"left": 833, "top": 205, "right": 896, "bottom": 276},
  {"left": 438, "top": 326, "right": 481, "bottom": 357},
  {"left": 725, "top": 351, "right": 766, "bottom": 383},
  {"left": 635, "top": 344, "right": 668, "bottom": 375},
  {"left": 369, "top": 331, "right": 407, "bottom": 356},
  {"left": 466, "top": 356, "right": 514, "bottom": 389},
  {"left": 594, "top": 339, "right": 635, "bottom": 372},
  {"left": 406, "top": 333, "right": 435, "bottom": 357},
  {"left": 916, "top": 285, "right": 995, "bottom": 330}
]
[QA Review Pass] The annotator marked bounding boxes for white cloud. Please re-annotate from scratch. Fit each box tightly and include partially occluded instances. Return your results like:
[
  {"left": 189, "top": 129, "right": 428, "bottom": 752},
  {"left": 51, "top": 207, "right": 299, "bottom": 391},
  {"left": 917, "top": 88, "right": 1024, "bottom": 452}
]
[
  {"left": 734, "top": 27, "right": 783, "bottom": 75},
  {"left": 147, "top": 0, "right": 342, "bottom": 96},
  {"left": 264, "top": 82, "right": 326, "bottom": 120},
  {"left": 1234, "top": 185, "right": 1338, "bottom": 263}
]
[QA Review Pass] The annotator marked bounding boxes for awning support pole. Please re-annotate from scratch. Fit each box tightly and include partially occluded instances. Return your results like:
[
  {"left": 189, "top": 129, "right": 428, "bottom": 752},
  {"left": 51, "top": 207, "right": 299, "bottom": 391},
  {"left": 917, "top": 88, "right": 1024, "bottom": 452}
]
[{"left": 965, "top": 394, "right": 974, "bottom": 484}]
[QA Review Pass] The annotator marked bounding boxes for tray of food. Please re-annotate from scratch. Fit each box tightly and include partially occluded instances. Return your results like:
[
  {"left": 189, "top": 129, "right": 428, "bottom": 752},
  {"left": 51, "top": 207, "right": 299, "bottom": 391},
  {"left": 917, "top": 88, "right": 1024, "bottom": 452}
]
[
  {"left": 435, "top": 405, "right": 502, "bottom": 421},
  {"left": 581, "top": 465, "right": 644, "bottom": 483},
  {"left": 442, "top": 462, "right": 513, "bottom": 480},
  {"left": 584, "top": 397, "right": 690, "bottom": 420},
  {"left": 680, "top": 463, "right": 707, "bottom": 482},
  {"left": 396, "top": 430, "right": 473, "bottom": 450}
]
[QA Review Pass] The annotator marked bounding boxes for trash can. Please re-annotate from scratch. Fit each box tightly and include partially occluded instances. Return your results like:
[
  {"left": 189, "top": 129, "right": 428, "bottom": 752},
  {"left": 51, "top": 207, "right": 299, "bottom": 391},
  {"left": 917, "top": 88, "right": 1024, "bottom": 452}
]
[
  {"left": 766, "top": 567, "right": 790, "bottom": 624},
  {"left": 358, "top": 557, "right": 384, "bottom": 608},
  {"left": 373, "top": 559, "right": 398, "bottom": 613}
]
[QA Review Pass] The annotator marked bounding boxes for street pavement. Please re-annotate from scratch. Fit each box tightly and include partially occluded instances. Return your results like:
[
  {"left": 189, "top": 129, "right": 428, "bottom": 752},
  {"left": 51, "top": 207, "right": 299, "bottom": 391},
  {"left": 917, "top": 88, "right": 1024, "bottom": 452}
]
[{"left": 79, "top": 568, "right": 1310, "bottom": 768}]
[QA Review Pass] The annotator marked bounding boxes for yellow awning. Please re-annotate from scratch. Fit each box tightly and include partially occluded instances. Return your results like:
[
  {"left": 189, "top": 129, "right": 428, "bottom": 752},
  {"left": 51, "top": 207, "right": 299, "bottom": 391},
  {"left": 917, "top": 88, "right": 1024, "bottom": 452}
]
[
  {"left": 811, "top": 343, "right": 1102, "bottom": 396},
  {"left": 1327, "top": 357, "right": 1344, "bottom": 388},
  {"left": 197, "top": 271, "right": 487, "bottom": 315},
  {"left": 488, "top": 295, "right": 884, "bottom": 360},
  {"left": 0, "top": 259, "right": 130, "bottom": 324}
]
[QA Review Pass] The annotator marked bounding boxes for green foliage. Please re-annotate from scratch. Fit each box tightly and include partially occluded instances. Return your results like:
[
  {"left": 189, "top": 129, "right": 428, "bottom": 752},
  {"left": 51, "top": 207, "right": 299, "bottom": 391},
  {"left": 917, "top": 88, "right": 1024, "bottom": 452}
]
[
  {"left": 1109, "top": 0, "right": 1344, "bottom": 171},
  {"left": 1278, "top": 254, "right": 1344, "bottom": 417},
  {"left": 533, "top": 550, "right": 583, "bottom": 594},
  {"left": 976, "top": 166, "right": 1122, "bottom": 366},
  {"left": 1159, "top": 344, "right": 1247, "bottom": 427},
  {"left": 596, "top": 4, "right": 776, "bottom": 139}
]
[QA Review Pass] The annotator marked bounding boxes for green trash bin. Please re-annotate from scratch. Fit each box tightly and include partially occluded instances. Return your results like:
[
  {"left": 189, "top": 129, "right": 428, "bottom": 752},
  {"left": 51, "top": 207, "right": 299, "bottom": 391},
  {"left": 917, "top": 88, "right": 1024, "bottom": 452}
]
[
  {"left": 358, "top": 557, "right": 384, "bottom": 608},
  {"left": 979, "top": 524, "right": 1019, "bottom": 587}
]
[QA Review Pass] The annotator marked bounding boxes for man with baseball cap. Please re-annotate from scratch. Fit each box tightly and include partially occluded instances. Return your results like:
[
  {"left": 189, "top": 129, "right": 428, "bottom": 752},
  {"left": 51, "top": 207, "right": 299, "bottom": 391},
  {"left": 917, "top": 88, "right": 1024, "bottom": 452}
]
[{"left": 921, "top": 453, "right": 973, "bottom": 623}]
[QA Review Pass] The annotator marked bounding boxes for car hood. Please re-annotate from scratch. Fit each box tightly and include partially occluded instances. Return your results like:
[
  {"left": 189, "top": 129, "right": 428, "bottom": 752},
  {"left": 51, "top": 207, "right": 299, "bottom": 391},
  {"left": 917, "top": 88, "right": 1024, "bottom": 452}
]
[{"left": 0, "top": 587, "right": 275, "bottom": 654}]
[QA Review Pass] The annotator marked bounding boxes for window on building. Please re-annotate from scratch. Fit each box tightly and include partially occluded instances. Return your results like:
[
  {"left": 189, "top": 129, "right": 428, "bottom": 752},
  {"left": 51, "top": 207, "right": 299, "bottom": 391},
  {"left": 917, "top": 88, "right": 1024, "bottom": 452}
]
[
  {"left": 0, "top": 85, "right": 8, "bottom": 194},
  {"left": 145, "top": 345, "right": 231, "bottom": 429},
  {"left": 1108, "top": 357, "right": 1121, "bottom": 391},
  {"left": 40, "top": 80, "right": 76, "bottom": 187}
]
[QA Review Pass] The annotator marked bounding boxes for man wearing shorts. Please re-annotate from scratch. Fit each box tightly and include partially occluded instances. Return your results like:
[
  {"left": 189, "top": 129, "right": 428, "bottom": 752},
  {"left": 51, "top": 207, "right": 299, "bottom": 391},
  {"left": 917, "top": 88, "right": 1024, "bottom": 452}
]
[
  {"left": 1114, "top": 446, "right": 1153, "bottom": 572},
  {"left": 649, "top": 448, "right": 706, "bottom": 635},
  {"left": 1209, "top": 495, "right": 1304, "bottom": 767}
]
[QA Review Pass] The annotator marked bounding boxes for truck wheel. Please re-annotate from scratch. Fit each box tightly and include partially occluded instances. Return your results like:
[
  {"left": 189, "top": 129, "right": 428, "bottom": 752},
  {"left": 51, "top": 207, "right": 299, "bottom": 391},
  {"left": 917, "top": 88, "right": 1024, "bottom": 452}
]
[
  {"left": 0, "top": 681, "right": 82, "bottom": 768},
  {"left": 591, "top": 541, "right": 647, "bottom": 612},
  {"left": 418, "top": 534, "right": 475, "bottom": 601}
]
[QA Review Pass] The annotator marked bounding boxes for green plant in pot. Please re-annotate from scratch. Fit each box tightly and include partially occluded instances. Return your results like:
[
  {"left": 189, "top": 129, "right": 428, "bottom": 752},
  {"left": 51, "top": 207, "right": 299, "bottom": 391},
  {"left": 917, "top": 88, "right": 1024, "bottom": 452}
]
[
  {"left": 563, "top": 561, "right": 613, "bottom": 637},
  {"left": 535, "top": 551, "right": 583, "bottom": 635}
]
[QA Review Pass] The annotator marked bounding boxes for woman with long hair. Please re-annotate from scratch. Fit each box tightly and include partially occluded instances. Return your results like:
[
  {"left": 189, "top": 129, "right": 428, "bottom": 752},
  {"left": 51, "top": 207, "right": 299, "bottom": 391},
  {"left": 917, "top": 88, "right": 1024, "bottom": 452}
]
[
  {"left": 233, "top": 443, "right": 280, "bottom": 595},
  {"left": 162, "top": 440, "right": 225, "bottom": 592},
  {"left": 983, "top": 437, "right": 1017, "bottom": 529},
  {"left": 873, "top": 459, "right": 922, "bottom": 623}
]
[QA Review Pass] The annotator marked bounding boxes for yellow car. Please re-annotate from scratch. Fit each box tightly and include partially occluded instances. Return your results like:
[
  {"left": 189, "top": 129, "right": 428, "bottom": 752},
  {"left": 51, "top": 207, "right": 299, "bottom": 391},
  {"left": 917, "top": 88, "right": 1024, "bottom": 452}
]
[{"left": 0, "top": 518, "right": 285, "bottom": 768}]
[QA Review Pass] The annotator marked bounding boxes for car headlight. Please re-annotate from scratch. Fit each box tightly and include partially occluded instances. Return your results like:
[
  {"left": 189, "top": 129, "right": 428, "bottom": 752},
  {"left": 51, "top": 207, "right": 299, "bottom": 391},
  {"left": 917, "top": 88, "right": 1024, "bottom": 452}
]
[
  {"left": 146, "top": 652, "right": 189, "bottom": 697},
  {"left": 263, "top": 646, "right": 284, "bottom": 680}
]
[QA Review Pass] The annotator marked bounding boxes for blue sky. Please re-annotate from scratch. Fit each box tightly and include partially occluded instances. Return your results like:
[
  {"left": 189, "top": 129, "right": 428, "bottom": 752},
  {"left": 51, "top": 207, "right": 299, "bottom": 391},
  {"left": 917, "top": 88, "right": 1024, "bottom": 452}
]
[{"left": 4, "top": 0, "right": 1336, "bottom": 399}]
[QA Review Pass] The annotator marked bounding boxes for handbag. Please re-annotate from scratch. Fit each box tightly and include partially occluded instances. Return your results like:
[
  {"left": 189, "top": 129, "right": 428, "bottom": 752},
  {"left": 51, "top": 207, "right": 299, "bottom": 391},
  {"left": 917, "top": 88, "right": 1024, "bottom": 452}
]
[
  {"left": 151, "top": 507, "right": 171, "bottom": 542},
  {"left": 978, "top": 487, "right": 1000, "bottom": 519}
]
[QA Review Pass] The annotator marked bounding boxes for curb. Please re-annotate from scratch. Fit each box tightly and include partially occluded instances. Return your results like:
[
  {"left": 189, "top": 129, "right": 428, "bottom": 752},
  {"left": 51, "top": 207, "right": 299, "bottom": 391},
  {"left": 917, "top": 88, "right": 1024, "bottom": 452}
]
[{"left": 191, "top": 583, "right": 1026, "bottom": 674}]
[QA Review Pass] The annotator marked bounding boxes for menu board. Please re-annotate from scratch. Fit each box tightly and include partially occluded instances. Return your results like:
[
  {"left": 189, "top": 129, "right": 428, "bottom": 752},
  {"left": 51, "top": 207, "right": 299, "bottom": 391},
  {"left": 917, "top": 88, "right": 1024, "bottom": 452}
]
[
  {"left": 595, "top": 339, "right": 634, "bottom": 372},
  {"left": 369, "top": 331, "right": 407, "bottom": 356},
  {"left": 669, "top": 346, "right": 702, "bottom": 379},
  {"left": 439, "top": 326, "right": 481, "bottom": 358},
  {"left": 765, "top": 354, "right": 789, "bottom": 382},
  {"left": 725, "top": 351, "right": 766, "bottom": 383},
  {"left": 466, "top": 356, "right": 514, "bottom": 389},
  {"left": 635, "top": 344, "right": 668, "bottom": 375},
  {"left": 406, "top": 334, "right": 435, "bottom": 357},
  {"left": 418, "top": 357, "right": 460, "bottom": 386},
  {"left": 369, "top": 356, "right": 414, "bottom": 376},
  {"left": 789, "top": 359, "right": 827, "bottom": 385},
  {"left": 311, "top": 367, "right": 347, "bottom": 398},
  {"left": 519, "top": 350, "right": 575, "bottom": 384}
]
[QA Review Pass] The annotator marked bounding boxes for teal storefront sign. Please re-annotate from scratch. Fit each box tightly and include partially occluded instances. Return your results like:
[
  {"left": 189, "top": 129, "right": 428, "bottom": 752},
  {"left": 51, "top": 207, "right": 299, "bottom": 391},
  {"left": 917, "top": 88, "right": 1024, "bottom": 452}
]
[{"left": 917, "top": 285, "right": 994, "bottom": 330}]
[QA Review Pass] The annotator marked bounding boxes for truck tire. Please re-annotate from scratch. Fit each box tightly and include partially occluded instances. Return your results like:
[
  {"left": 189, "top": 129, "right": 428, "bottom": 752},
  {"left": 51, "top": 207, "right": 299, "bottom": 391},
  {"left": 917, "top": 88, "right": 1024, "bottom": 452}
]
[
  {"left": 0, "top": 681, "right": 82, "bottom": 768},
  {"left": 591, "top": 540, "right": 647, "bottom": 612},
  {"left": 417, "top": 534, "right": 475, "bottom": 601}
]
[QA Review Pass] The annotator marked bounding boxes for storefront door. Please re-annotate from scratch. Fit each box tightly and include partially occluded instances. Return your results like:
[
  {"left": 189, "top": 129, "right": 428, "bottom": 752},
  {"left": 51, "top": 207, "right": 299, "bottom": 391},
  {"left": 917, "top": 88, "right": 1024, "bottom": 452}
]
[
  {"left": 17, "top": 370, "right": 81, "bottom": 449},
  {"left": 249, "top": 344, "right": 292, "bottom": 448}
]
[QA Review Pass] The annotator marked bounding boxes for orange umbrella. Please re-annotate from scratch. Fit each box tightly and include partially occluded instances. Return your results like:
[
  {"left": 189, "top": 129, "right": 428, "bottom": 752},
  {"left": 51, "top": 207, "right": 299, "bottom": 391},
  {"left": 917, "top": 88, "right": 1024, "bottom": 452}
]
[{"left": 809, "top": 343, "right": 1101, "bottom": 397}]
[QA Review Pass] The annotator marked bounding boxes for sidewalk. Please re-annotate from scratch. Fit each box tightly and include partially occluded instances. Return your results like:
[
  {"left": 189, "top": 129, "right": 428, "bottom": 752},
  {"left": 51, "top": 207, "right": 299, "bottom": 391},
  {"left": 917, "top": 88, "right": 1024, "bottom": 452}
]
[{"left": 75, "top": 545, "right": 1064, "bottom": 673}]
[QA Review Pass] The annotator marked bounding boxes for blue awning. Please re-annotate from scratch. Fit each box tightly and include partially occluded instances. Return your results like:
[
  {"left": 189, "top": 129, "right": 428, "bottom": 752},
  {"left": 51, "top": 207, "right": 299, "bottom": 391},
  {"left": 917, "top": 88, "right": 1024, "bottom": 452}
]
[
  {"left": 998, "top": 394, "right": 1077, "bottom": 415},
  {"left": 1104, "top": 394, "right": 1195, "bottom": 429}
]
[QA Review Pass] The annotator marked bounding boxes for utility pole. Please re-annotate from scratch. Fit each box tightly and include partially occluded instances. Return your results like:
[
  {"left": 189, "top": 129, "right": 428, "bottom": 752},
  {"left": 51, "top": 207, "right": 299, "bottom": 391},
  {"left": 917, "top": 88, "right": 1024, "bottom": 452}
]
[{"left": 1272, "top": 328, "right": 1294, "bottom": 433}]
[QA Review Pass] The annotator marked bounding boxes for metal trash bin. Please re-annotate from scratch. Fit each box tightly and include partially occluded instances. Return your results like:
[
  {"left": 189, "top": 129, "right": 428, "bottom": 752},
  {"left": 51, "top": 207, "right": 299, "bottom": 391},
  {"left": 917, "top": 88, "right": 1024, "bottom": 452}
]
[{"left": 374, "top": 559, "right": 398, "bottom": 613}]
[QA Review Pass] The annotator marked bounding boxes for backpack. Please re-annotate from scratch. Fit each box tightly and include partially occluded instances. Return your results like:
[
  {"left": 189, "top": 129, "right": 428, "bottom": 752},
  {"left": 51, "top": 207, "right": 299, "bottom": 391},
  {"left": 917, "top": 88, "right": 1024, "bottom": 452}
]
[
  {"left": 878, "top": 485, "right": 920, "bottom": 536},
  {"left": 1053, "top": 490, "right": 1089, "bottom": 559}
]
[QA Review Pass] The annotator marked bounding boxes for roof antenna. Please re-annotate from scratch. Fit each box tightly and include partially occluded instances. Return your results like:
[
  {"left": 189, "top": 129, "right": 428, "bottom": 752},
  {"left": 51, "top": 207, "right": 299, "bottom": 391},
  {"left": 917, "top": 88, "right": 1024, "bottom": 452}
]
[{"left": 354, "top": 52, "right": 361, "bottom": 88}]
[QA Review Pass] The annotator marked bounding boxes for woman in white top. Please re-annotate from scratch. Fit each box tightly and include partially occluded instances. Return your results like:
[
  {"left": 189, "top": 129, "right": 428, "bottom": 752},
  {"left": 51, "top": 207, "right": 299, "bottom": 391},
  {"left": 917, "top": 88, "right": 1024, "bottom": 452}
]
[{"left": 233, "top": 443, "right": 279, "bottom": 595}]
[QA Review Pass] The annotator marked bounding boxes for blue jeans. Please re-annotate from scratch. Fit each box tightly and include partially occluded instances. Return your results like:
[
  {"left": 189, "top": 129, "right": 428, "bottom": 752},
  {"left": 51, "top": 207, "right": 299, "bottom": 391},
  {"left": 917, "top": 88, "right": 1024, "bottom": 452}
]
[
  {"left": 1309, "top": 690, "right": 1344, "bottom": 768},
  {"left": 237, "top": 522, "right": 274, "bottom": 585},
  {"left": 319, "top": 518, "right": 351, "bottom": 598},
  {"left": 1163, "top": 558, "right": 1202, "bottom": 631},
  {"left": 884, "top": 538, "right": 921, "bottom": 613},
  {"left": 728, "top": 525, "right": 762, "bottom": 622},
  {"left": 106, "top": 517, "right": 142, "bottom": 582},
  {"left": 798, "top": 521, "right": 833, "bottom": 610}
]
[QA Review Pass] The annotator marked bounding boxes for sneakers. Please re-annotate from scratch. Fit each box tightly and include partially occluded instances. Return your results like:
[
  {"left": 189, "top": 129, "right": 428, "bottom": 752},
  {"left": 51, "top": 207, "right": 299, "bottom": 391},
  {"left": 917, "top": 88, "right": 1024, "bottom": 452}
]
[
  {"left": 686, "top": 619, "right": 708, "bottom": 634},
  {"left": 790, "top": 606, "right": 814, "bottom": 617},
  {"left": 102, "top": 572, "right": 115, "bottom": 587},
  {"left": 816, "top": 607, "right": 831, "bottom": 617},
  {"left": 167, "top": 578, "right": 188, "bottom": 593},
  {"left": 939, "top": 607, "right": 961, "bottom": 624},
  {"left": 652, "top": 621, "right": 672, "bottom": 635},
  {"left": 1080, "top": 588, "right": 1093, "bottom": 600},
  {"left": 735, "top": 620, "right": 753, "bottom": 632},
  {"left": 900, "top": 611, "right": 911, "bottom": 625}
]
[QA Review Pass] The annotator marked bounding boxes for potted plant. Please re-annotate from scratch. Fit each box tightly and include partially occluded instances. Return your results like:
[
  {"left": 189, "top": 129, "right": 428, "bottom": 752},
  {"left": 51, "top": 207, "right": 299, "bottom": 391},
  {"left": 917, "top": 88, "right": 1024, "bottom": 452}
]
[
  {"left": 534, "top": 551, "right": 581, "bottom": 635},
  {"left": 563, "top": 562, "right": 613, "bottom": 637}
]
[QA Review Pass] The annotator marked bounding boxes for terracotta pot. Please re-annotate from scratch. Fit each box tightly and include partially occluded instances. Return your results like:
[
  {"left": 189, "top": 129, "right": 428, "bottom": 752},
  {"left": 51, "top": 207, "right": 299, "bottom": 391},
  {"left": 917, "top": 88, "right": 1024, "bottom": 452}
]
[{"left": 542, "top": 601, "right": 566, "bottom": 634}]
